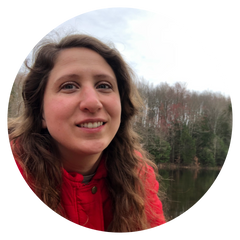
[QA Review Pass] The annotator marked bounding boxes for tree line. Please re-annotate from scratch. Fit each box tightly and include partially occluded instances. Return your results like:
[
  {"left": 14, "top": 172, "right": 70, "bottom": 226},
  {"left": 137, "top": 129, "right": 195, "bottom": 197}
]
[
  {"left": 8, "top": 73, "right": 232, "bottom": 168},
  {"left": 8, "top": 72, "right": 25, "bottom": 118},
  {"left": 133, "top": 80, "right": 232, "bottom": 167}
]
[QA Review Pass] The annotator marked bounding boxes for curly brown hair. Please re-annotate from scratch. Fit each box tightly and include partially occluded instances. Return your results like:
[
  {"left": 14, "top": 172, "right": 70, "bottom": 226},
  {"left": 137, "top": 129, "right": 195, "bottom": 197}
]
[{"left": 8, "top": 34, "right": 165, "bottom": 232}]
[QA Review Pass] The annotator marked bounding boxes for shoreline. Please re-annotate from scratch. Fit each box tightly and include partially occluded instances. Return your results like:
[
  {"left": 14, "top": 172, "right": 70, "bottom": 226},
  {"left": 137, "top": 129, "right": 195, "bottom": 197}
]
[{"left": 157, "top": 163, "right": 222, "bottom": 171}]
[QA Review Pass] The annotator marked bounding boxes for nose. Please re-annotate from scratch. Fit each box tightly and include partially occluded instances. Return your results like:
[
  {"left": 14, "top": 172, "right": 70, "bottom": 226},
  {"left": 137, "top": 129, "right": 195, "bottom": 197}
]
[{"left": 79, "top": 86, "right": 103, "bottom": 113}]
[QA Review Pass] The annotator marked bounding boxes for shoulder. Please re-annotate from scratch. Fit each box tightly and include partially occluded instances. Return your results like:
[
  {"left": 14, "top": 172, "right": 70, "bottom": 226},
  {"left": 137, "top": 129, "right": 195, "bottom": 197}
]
[
  {"left": 135, "top": 150, "right": 166, "bottom": 226},
  {"left": 134, "top": 150, "right": 143, "bottom": 158},
  {"left": 135, "top": 150, "right": 157, "bottom": 187},
  {"left": 135, "top": 150, "right": 154, "bottom": 175}
]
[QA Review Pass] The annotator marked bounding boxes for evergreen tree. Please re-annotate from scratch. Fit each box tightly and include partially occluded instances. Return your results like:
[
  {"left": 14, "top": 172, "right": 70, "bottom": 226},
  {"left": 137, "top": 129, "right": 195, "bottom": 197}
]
[
  {"left": 180, "top": 125, "right": 196, "bottom": 165},
  {"left": 169, "top": 121, "right": 181, "bottom": 164},
  {"left": 158, "top": 140, "right": 171, "bottom": 163},
  {"left": 215, "top": 103, "right": 232, "bottom": 166},
  {"left": 215, "top": 136, "right": 228, "bottom": 166},
  {"left": 199, "top": 147, "right": 215, "bottom": 166},
  {"left": 194, "top": 116, "right": 215, "bottom": 166},
  {"left": 143, "top": 128, "right": 171, "bottom": 164}
]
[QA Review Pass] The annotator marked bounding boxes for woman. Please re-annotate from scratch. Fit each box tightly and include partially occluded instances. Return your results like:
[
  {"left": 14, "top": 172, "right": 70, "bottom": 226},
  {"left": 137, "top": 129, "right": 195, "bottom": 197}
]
[{"left": 8, "top": 34, "right": 166, "bottom": 232}]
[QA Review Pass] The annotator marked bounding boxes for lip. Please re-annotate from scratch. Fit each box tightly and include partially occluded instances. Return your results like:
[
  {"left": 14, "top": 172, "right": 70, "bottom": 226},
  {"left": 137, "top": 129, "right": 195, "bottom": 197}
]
[
  {"left": 76, "top": 124, "right": 106, "bottom": 133},
  {"left": 75, "top": 118, "right": 107, "bottom": 126}
]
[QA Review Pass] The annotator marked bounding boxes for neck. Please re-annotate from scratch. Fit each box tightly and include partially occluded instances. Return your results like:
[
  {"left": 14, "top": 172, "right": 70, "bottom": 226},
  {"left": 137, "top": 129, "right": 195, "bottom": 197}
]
[{"left": 61, "top": 151, "right": 103, "bottom": 176}]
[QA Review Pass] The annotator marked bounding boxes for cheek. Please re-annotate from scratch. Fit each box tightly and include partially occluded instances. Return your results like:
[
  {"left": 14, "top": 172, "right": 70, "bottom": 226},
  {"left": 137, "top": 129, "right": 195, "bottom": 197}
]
[
  {"left": 111, "top": 98, "right": 122, "bottom": 121},
  {"left": 43, "top": 97, "right": 73, "bottom": 123}
]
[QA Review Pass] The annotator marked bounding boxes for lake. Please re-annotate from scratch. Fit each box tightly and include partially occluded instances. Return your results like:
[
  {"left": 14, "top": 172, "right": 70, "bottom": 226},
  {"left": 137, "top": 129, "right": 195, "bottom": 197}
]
[{"left": 158, "top": 168, "right": 220, "bottom": 221}]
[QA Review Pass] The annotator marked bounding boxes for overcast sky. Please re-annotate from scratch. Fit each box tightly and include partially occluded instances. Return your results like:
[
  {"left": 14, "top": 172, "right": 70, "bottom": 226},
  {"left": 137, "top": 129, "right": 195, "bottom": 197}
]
[{"left": 32, "top": 7, "right": 234, "bottom": 96}]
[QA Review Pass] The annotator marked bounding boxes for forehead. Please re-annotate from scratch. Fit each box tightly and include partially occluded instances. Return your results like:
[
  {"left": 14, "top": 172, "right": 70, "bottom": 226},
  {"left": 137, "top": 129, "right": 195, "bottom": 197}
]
[
  {"left": 54, "top": 47, "right": 107, "bottom": 67},
  {"left": 52, "top": 47, "right": 113, "bottom": 73},
  {"left": 49, "top": 47, "right": 116, "bottom": 79}
]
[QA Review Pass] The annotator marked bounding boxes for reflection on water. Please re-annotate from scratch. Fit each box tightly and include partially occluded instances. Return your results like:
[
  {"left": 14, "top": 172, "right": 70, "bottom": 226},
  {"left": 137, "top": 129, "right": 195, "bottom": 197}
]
[{"left": 159, "top": 168, "right": 220, "bottom": 221}]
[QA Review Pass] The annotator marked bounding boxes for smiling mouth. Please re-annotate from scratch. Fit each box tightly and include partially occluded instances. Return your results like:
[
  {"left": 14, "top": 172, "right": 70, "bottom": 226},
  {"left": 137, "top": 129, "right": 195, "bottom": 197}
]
[{"left": 76, "top": 122, "right": 106, "bottom": 129}]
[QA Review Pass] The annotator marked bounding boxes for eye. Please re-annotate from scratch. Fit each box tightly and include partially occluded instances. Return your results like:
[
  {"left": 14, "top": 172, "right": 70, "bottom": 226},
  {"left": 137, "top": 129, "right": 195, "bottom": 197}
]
[
  {"left": 60, "top": 82, "right": 78, "bottom": 91},
  {"left": 97, "top": 83, "right": 112, "bottom": 90}
]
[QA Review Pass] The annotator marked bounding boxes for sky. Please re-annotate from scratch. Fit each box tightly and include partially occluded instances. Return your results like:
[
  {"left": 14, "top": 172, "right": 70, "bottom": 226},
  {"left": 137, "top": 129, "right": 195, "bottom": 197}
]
[{"left": 17, "top": 4, "right": 232, "bottom": 97}]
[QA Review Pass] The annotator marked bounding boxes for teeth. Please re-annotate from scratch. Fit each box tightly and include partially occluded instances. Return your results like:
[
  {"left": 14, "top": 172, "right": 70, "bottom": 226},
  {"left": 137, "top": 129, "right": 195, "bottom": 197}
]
[{"left": 80, "top": 122, "right": 103, "bottom": 128}]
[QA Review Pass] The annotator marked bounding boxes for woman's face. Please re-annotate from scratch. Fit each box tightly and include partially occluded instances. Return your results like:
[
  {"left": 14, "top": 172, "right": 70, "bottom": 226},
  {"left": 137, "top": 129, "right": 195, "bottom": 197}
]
[{"left": 42, "top": 47, "right": 121, "bottom": 159}]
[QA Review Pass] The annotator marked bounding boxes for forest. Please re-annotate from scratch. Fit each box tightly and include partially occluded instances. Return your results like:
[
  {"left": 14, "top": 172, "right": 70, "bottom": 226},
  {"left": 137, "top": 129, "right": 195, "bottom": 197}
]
[
  {"left": 133, "top": 80, "right": 232, "bottom": 168},
  {"left": 8, "top": 72, "right": 232, "bottom": 168}
]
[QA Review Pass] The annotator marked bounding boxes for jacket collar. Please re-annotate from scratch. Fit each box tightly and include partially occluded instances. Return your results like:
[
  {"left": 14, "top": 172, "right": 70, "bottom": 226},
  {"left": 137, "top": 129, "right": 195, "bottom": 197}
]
[{"left": 62, "top": 155, "right": 107, "bottom": 183}]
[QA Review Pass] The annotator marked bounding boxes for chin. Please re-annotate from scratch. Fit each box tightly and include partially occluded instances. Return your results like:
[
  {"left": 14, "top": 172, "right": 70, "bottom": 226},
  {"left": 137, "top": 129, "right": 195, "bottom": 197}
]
[
  {"left": 80, "top": 145, "right": 107, "bottom": 156},
  {"left": 89, "top": 140, "right": 109, "bottom": 151}
]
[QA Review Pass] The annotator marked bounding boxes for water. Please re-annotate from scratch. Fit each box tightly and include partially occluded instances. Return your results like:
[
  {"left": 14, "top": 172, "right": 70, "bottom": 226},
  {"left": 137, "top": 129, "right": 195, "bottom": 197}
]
[{"left": 158, "top": 168, "right": 220, "bottom": 221}]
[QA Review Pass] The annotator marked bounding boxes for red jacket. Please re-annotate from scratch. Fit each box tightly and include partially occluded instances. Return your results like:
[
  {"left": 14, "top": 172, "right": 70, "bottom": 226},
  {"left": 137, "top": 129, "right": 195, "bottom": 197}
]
[{"left": 15, "top": 156, "right": 165, "bottom": 231}]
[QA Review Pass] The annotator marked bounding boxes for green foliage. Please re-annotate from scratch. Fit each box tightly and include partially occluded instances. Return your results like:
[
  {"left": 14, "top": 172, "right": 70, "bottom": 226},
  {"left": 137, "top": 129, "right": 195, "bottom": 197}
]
[
  {"left": 193, "top": 116, "right": 215, "bottom": 166},
  {"left": 133, "top": 80, "right": 232, "bottom": 168},
  {"left": 217, "top": 120, "right": 231, "bottom": 143},
  {"left": 180, "top": 125, "right": 196, "bottom": 165},
  {"left": 157, "top": 140, "right": 171, "bottom": 163},
  {"left": 198, "top": 147, "right": 215, "bottom": 166},
  {"left": 197, "top": 116, "right": 214, "bottom": 148},
  {"left": 169, "top": 122, "right": 181, "bottom": 163},
  {"left": 214, "top": 107, "right": 231, "bottom": 166},
  {"left": 144, "top": 131, "right": 171, "bottom": 164},
  {"left": 215, "top": 136, "right": 229, "bottom": 166}
]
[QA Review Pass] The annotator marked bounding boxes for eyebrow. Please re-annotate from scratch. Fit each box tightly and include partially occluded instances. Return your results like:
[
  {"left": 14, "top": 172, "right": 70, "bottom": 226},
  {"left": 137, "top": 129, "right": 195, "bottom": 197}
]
[{"left": 54, "top": 73, "right": 116, "bottom": 84}]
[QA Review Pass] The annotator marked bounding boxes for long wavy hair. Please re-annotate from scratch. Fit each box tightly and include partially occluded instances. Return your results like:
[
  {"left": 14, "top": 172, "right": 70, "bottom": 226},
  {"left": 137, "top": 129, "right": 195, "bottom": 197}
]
[{"left": 8, "top": 34, "right": 165, "bottom": 232}]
